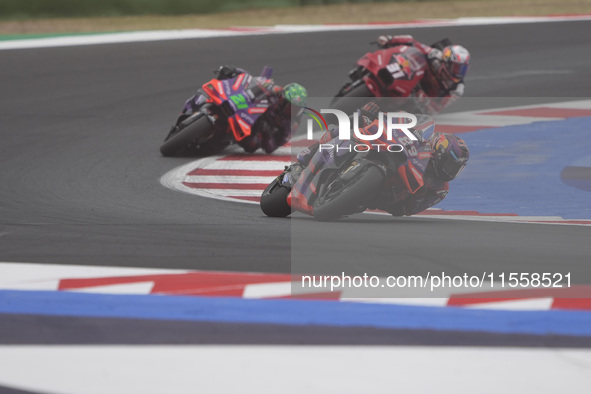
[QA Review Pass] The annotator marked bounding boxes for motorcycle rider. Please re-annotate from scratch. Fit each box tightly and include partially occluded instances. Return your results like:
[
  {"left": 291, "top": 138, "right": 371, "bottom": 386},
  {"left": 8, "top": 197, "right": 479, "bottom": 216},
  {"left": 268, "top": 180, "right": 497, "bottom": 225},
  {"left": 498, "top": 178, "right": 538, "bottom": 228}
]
[
  {"left": 375, "top": 35, "right": 470, "bottom": 115},
  {"left": 180, "top": 65, "right": 308, "bottom": 154},
  {"left": 292, "top": 102, "right": 469, "bottom": 216}
]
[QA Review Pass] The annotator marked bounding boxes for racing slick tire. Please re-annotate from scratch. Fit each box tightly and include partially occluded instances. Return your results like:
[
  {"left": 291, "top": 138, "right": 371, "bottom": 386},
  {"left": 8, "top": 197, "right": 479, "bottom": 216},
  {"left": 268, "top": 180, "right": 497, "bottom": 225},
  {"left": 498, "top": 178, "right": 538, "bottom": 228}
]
[
  {"left": 160, "top": 113, "right": 215, "bottom": 157},
  {"left": 260, "top": 177, "right": 292, "bottom": 218}
]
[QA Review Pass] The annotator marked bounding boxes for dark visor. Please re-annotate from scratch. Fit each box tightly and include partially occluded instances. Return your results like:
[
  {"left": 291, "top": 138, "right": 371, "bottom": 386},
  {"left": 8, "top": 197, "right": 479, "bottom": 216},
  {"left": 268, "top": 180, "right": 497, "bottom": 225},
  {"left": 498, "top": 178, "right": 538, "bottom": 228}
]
[
  {"left": 449, "top": 62, "right": 469, "bottom": 80},
  {"left": 441, "top": 152, "right": 466, "bottom": 179}
]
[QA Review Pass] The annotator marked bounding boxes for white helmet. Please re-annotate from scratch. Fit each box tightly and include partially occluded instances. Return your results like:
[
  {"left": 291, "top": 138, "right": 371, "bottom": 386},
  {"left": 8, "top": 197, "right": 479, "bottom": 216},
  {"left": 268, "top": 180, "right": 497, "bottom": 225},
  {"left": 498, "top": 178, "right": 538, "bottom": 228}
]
[{"left": 441, "top": 45, "right": 470, "bottom": 84}]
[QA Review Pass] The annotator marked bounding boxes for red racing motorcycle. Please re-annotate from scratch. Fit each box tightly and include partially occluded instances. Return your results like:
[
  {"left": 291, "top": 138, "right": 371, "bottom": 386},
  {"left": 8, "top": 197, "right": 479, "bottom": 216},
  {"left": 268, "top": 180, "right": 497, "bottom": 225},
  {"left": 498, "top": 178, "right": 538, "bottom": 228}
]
[{"left": 331, "top": 39, "right": 451, "bottom": 113}]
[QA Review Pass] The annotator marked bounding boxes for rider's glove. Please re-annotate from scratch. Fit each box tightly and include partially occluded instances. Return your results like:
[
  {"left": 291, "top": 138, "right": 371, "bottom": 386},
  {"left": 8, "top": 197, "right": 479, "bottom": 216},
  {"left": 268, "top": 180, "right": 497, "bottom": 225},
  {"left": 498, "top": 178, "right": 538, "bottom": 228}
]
[
  {"left": 427, "top": 48, "right": 443, "bottom": 73},
  {"left": 359, "top": 102, "right": 381, "bottom": 124},
  {"left": 376, "top": 35, "right": 393, "bottom": 48},
  {"left": 427, "top": 48, "right": 443, "bottom": 61},
  {"left": 451, "top": 82, "right": 465, "bottom": 97}
]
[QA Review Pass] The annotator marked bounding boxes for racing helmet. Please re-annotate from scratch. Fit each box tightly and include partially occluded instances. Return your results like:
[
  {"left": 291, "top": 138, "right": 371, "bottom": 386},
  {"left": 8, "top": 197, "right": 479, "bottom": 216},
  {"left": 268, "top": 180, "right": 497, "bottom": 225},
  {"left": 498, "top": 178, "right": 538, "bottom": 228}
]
[
  {"left": 280, "top": 83, "right": 308, "bottom": 117},
  {"left": 282, "top": 83, "right": 308, "bottom": 107},
  {"left": 429, "top": 133, "right": 469, "bottom": 181},
  {"left": 441, "top": 45, "right": 470, "bottom": 84}
]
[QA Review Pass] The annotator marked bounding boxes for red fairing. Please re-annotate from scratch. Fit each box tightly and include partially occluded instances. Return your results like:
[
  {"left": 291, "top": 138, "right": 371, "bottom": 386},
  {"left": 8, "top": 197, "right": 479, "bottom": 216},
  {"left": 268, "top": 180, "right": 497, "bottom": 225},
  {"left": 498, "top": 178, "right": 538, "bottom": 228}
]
[
  {"left": 397, "top": 162, "right": 425, "bottom": 194},
  {"left": 357, "top": 45, "right": 428, "bottom": 97},
  {"left": 228, "top": 117, "right": 251, "bottom": 141},
  {"left": 290, "top": 186, "right": 314, "bottom": 214},
  {"left": 201, "top": 78, "right": 227, "bottom": 105}
]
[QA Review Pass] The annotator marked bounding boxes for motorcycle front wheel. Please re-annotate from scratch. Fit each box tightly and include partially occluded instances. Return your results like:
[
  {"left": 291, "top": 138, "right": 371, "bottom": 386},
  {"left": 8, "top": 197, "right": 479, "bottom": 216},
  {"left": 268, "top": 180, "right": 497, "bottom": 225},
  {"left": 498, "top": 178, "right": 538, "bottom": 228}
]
[
  {"left": 160, "top": 113, "right": 215, "bottom": 157},
  {"left": 313, "top": 163, "right": 384, "bottom": 221},
  {"left": 260, "top": 177, "right": 292, "bottom": 218}
]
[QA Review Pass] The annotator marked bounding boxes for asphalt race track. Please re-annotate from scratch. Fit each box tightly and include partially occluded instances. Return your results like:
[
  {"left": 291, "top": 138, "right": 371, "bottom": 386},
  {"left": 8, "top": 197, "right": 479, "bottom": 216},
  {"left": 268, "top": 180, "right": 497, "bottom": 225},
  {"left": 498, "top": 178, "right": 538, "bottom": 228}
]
[
  {"left": 2, "top": 19, "right": 591, "bottom": 394},
  {"left": 2, "top": 20, "right": 591, "bottom": 279}
]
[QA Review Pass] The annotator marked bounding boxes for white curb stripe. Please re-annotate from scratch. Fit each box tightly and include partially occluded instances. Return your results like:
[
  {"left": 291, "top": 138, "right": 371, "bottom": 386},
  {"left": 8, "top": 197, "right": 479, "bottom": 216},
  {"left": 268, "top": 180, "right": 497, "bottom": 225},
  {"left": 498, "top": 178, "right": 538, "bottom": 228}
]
[{"left": 184, "top": 175, "right": 278, "bottom": 184}]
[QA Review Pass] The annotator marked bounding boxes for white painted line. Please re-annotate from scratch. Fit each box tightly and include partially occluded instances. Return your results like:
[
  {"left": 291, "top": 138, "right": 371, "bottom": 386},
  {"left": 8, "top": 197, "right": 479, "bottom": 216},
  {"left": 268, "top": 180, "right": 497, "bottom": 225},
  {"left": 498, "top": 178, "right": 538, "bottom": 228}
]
[
  {"left": 66, "top": 281, "right": 155, "bottom": 295},
  {"left": 0, "top": 346, "right": 589, "bottom": 393},
  {"left": 0, "top": 280, "right": 61, "bottom": 291},
  {"left": 436, "top": 99, "right": 591, "bottom": 123},
  {"left": 200, "top": 161, "right": 289, "bottom": 170},
  {"left": 464, "top": 297, "right": 554, "bottom": 311},
  {"left": 3, "top": 15, "right": 591, "bottom": 51},
  {"left": 435, "top": 114, "right": 562, "bottom": 127},
  {"left": 190, "top": 188, "right": 264, "bottom": 197},
  {"left": 0, "top": 262, "right": 187, "bottom": 290},
  {"left": 0, "top": 29, "right": 252, "bottom": 50},
  {"left": 365, "top": 209, "right": 591, "bottom": 226},
  {"left": 546, "top": 99, "right": 591, "bottom": 109},
  {"left": 416, "top": 214, "right": 591, "bottom": 226},
  {"left": 242, "top": 282, "right": 292, "bottom": 298},
  {"left": 183, "top": 175, "right": 277, "bottom": 184}
]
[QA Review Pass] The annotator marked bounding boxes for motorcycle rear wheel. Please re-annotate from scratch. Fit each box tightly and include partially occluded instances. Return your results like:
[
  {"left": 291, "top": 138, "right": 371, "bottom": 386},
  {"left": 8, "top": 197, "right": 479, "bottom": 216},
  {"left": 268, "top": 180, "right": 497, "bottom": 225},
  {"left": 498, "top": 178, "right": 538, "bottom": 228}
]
[
  {"left": 313, "top": 164, "right": 384, "bottom": 221},
  {"left": 160, "top": 114, "right": 215, "bottom": 157}
]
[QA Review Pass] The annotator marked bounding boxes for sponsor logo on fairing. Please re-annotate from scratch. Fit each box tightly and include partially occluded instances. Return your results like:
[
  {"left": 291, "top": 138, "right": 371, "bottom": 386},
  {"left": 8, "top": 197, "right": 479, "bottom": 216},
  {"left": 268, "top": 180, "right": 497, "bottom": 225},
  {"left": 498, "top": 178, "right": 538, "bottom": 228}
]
[{"left": 239, "top": 112, "right": 255, "bottom": 123}]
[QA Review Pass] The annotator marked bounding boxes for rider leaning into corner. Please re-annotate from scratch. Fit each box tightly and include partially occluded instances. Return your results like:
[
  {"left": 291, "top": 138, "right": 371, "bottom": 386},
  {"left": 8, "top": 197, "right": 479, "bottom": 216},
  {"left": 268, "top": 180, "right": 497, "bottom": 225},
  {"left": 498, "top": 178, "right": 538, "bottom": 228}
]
[
  {"left": 376, "top": 35, "right": 471, "bottom": 115},
  {"left": 180, "top": 65, "right": 308, "bottom": 154},
  {"left": 293, "top": 102, "right": 470, "bottom": 216}
]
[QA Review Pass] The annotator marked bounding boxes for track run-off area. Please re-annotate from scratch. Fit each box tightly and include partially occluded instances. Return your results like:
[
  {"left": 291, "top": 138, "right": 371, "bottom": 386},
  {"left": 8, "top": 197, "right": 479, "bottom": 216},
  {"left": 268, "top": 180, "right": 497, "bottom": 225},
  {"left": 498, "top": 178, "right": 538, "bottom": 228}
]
[{"left": 1, "top": 15, "right": 591, "bottom": 393}]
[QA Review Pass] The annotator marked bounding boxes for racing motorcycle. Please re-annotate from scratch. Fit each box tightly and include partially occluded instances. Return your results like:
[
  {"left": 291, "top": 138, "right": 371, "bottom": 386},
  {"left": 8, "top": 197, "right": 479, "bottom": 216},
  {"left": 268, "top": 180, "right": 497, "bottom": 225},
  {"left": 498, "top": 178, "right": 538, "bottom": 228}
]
[
  {"left": 260, "top": 116, "right": 433, "bottom": 221},
  {"left": 160, "top": 66, "right": 275, "bottom": 156},
  {"left": 330, "top": 39, "right": 452, "bottom": 113}
]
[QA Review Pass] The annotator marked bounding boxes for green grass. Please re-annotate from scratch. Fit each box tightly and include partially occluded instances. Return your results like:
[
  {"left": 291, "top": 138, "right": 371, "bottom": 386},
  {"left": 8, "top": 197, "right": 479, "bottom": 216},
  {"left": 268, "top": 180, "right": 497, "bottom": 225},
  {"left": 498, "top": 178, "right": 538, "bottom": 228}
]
[
  {"left": 0, "top": 0, "right": 589, "bottom": 36},
  {"left": 0, "top": 0, "right": 297, "bottom": 19}
]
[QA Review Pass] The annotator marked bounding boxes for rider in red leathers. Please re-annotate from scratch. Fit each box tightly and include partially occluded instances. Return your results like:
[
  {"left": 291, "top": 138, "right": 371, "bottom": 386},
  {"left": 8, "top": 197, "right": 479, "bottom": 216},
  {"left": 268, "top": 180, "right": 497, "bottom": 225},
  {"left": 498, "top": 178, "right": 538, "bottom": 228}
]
[{"left": 375, "top": 35, "right": 471, "bottom": 115}]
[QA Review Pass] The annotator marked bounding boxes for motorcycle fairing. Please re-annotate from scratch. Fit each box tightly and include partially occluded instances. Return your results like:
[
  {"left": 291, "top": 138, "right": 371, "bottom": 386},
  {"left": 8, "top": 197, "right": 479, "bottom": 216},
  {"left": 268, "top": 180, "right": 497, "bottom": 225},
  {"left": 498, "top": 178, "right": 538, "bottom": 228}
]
[
  {"left": 397, "top": 162, "right": 424, "bottom": 193},
  {"left": 388, "top": 126, "right": 432, "bottom": 194},
  {"left": 201, "top": 73, "right": 270, "bottom": 142},
  {"left": 358, "top": 46, "right": 427, "bottom": 97},
  {"left": 290, "top": 140, "right": 351, "bottom": 215}
]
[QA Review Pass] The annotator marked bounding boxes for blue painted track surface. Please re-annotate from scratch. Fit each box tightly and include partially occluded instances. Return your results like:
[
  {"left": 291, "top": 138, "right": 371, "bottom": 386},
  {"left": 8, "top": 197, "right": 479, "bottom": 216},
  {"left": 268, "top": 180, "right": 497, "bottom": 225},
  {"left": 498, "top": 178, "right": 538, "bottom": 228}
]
[
  {"left": 2, "top": 290, "right": 591, "bottom": 337},
  {"left": 437, "top": 117, "right": 591, "bottom": 219}
]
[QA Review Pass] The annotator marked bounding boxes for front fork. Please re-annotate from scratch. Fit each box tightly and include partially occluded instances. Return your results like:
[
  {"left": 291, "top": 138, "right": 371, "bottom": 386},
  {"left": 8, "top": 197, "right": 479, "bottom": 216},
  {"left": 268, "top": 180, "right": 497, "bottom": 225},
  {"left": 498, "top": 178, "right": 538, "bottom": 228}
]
[{"left": 278, "top": 164, "right": 305, "bottom": 208}]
